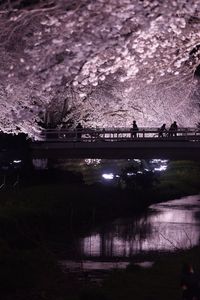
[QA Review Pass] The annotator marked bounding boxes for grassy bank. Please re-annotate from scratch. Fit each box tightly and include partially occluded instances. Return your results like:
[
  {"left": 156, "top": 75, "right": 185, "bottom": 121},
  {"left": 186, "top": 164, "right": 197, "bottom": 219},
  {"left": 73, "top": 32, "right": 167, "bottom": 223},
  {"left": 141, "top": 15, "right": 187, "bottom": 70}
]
[{"left": 80, "top": 246, "right": 200, "bottom": 300}]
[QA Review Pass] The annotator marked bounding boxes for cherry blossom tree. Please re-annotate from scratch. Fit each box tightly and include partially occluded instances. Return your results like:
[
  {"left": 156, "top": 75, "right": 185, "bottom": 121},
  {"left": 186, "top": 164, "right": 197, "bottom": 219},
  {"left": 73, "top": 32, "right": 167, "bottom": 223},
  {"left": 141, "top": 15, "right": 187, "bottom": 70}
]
[{"left": 0, "top": 0, "right": 200, "bottom": 137}]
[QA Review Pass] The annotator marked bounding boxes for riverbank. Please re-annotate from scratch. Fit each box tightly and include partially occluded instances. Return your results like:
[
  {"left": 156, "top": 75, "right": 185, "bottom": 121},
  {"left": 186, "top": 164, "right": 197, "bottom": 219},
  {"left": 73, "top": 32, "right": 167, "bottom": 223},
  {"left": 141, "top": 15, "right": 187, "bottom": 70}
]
[
  {"left": 0, "top": 161, "right": 200, "bottom": 300},
  {"left": 0, "top": 186, "right": 200, "bottom": 300},
  {"left": 0, "top": 181, "right": 198, "bottom": 253},
  {"left": 80, "top": 246, "right": 200, "bottom": 300}
]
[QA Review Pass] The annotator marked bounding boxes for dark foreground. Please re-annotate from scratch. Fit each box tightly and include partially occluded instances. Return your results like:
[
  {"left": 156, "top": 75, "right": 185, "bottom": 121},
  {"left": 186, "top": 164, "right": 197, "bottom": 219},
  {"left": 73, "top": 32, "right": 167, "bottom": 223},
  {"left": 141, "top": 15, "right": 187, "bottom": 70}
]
[{"left": 0, "top": 162, "right": 200, "bottom": 300}]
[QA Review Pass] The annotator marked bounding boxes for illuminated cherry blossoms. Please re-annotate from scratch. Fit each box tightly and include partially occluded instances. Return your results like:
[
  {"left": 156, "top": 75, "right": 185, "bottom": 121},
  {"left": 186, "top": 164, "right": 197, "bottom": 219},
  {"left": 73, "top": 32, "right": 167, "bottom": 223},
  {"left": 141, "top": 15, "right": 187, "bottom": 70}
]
[{"left": 0, "top": 0, "right": 200, "bottom": 137}]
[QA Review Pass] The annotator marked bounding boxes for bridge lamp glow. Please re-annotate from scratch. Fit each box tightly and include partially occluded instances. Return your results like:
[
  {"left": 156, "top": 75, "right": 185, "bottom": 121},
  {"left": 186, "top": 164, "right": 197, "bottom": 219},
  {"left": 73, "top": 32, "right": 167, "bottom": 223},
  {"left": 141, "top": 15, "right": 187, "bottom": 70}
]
[{"left": 102, "top": 173, "right": 114, "bottom": 180}]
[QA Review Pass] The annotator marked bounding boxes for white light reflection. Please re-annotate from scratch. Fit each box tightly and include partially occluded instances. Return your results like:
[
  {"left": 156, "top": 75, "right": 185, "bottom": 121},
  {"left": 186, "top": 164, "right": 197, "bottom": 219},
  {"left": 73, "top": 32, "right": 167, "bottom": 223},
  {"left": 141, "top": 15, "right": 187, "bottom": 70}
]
[
  {"left": 84, "top": 234, "right": 100, "bottom": 256},
  {"left": 81, "top": 195, "right": 200, "bottom": 257},
  {"left": 154, "top": 165, "right": 167, "bottom": 171},
  {"left": 150, "top": 159, "right": 168, "bottom": 164},
  {"left": 127, "top": 172, "right": 136, "bottom": 176},
  {"left": 150, "top": 158, "right": 168, "bottom": 172},
  {"left": 85, "top": 159, "right": 101, "bottom": 166}
]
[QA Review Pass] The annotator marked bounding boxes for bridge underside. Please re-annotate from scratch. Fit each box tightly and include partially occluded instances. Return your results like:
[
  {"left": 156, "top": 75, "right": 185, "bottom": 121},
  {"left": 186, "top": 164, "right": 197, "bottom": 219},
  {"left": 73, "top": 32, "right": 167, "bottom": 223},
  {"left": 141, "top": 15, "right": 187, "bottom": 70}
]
[{"left": 31, "top": 140, "right": 200, "bottom": 160}]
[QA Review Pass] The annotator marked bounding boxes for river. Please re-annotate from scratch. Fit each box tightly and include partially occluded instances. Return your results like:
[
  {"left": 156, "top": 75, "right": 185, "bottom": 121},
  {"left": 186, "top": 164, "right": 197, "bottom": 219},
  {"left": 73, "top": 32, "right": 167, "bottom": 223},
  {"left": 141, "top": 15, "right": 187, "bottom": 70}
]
[{"left": 60, "top": 195, "right": 200, "bottom": 273}]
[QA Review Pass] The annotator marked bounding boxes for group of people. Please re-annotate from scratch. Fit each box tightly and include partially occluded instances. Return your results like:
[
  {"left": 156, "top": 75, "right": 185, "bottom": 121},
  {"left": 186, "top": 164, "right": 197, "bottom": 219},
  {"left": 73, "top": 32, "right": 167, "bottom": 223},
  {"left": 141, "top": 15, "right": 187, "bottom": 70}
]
[
  {"left": 131, "top": 120, "right": 178, "bottom": 138},
  {"left": 158, "top": 121, "right": 178, "bottom": 137},
  {"left": 75, "top": 121, "right": 179, "bottom": 140}
]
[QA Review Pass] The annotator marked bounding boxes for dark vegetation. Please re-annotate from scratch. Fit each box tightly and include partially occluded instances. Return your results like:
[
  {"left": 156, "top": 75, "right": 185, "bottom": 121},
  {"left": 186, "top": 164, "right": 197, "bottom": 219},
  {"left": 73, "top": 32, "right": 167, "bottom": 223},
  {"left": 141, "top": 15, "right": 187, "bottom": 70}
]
[{"left": 95, "top": 247, "right": 200, "bottom": 300}]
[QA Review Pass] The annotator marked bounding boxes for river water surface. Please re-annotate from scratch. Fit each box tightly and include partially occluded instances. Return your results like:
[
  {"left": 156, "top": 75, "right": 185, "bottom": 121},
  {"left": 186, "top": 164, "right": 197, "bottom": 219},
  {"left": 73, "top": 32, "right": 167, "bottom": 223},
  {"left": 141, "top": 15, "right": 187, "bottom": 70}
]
[{"left": 61, "top": 195, "right": 200, "bottom": 272}]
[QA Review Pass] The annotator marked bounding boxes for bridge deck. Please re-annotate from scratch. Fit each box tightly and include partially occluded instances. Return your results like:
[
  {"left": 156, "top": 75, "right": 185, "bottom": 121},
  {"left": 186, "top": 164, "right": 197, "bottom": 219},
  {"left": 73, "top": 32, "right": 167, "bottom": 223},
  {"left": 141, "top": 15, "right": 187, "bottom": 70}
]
[
  {"left": 31, "top": 127, "right": 200, "bottom": 159},
  {"left": 38, "top": 127, "right": 200, "bottom": 142}
]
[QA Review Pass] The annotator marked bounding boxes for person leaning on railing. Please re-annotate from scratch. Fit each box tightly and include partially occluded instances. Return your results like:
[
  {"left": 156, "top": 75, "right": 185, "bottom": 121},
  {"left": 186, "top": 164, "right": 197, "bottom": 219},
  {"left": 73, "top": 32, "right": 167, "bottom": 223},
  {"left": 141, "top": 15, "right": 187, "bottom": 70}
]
[
  {"left": 158, "top": 123, "right": 167, "bottom": 138},
  {"left": 168, "top": 121, "right": 178, "bottom": 137}
]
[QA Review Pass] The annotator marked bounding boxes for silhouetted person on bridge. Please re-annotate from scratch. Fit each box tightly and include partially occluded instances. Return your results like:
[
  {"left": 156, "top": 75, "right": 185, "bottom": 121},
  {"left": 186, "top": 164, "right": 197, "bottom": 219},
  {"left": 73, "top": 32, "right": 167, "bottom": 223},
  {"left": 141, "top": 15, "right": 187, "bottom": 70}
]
[
  {"left": 76, "top": 122, "right": 83, "bottom": 140},
  {"left": 131, "top": 120, "right": 139, "bottom": 138},
  {"left": 169, "top": 121, "right": 178, "bottom": 137},
  {"left": 158, "top": 123, "right": 167, "bottom": 137}
]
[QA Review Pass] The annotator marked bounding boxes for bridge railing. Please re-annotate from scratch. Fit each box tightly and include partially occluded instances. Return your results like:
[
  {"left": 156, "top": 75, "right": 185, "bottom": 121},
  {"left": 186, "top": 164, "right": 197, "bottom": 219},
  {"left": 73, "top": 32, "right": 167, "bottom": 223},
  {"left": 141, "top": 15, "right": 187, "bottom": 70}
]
[{"left": 38, "top": 127, "right": 200, "bottom": 142}]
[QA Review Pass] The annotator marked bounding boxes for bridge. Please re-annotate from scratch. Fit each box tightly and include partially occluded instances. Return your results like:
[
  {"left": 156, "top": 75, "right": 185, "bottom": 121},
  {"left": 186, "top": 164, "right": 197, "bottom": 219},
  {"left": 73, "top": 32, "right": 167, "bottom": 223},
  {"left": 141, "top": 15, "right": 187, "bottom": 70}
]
[{"left": 30, "top": 127, "right": 200, "bottom": 160}]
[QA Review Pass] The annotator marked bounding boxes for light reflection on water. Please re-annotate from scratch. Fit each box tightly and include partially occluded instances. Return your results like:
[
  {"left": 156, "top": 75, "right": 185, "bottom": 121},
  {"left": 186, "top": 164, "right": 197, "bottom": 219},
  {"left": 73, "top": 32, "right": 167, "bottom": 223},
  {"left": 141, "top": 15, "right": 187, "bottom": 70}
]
[{"left": 80, "top": 195, "right": 200, "bottom": 257}]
